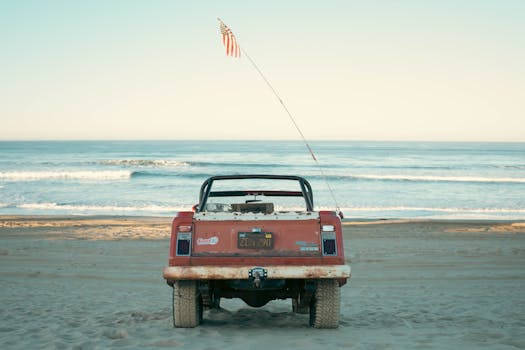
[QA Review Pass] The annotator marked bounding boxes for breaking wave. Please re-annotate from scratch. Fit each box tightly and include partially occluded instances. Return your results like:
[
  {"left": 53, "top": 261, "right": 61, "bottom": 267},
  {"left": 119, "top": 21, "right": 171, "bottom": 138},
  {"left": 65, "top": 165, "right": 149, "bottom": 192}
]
[
  {"left": 4, "top": 170, "right": 520, "bottom": 186},
  {"left": 342, "top": 174, "right": 525, "bottom": 184},
  {"left": 100, "top": 159, "right": 190, "bottom": 167},
  {"left": 0, "top": 171, "right": 132, "bottom": 181},
  {"left": 17, "top": 203, "right": 187, "bottom": 213},
  {"left": 336, "top": 206, "right": 525, "bottom": 220},
  {"left": 9, "top": 203, "right": 525, "bottom": 218},
  {"left": 339, "top": 206, "right": 525, "bottom": 213}
]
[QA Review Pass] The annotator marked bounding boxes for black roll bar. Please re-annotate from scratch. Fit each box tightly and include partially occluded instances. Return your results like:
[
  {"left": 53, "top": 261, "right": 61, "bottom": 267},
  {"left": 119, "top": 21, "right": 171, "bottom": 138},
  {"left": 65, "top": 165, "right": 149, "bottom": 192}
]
[{"left": 198, "top": 175, "right": 314, "bottom": 212}]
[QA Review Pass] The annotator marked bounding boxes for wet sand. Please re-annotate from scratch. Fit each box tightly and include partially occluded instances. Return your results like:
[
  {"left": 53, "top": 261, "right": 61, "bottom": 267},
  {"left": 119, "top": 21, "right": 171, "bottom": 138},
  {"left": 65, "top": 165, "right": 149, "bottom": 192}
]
[{"left": 1, "top": 216, "right": 524, "bottom": 349}]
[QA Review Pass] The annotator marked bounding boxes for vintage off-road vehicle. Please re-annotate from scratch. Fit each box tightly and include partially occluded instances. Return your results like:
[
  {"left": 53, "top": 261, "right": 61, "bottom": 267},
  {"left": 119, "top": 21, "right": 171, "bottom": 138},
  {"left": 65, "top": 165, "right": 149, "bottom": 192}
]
[{"left": 163, "top": 175, "right": 350, "bottom": 328}]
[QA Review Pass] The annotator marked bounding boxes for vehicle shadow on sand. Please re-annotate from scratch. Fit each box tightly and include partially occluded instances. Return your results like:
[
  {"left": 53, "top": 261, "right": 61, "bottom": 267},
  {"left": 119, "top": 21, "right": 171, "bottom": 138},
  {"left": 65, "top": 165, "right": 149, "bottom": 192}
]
[{"left": 203, "top": 306, "right": 310, "bottom": 329}]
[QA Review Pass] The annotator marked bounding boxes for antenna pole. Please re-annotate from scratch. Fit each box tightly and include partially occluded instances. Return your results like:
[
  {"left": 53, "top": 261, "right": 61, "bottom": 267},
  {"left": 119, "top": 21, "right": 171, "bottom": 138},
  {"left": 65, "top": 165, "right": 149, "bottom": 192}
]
[{"left": 241, "top": 48, "right": 341, "bottom": 213}]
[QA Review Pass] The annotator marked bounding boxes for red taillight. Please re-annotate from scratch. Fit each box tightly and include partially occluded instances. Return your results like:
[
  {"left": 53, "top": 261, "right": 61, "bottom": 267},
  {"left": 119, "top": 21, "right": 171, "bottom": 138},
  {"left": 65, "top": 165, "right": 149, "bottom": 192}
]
[
  {"left": 321, "top": 226, "right": 337, "bottom": 256},
  {"left": 176, "top": 225, "right": 192, "bottom": 256},
  {"left": 322, "top": 237, "right": 337, "bottom": 255}
]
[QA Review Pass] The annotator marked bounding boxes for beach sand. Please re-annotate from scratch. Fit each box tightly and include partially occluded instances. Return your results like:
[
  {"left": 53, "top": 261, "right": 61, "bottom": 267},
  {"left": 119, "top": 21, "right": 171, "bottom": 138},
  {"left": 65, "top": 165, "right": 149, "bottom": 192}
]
[{"left": 1, "top": 216, "right": 524, "bottom": 349}]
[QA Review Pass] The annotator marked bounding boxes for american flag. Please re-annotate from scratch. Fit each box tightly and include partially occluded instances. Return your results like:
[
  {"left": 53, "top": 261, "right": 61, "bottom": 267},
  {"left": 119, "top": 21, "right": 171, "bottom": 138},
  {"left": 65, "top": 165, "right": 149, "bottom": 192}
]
[{"left": 218, "top": 19, "right": 240, "bottom": 58}]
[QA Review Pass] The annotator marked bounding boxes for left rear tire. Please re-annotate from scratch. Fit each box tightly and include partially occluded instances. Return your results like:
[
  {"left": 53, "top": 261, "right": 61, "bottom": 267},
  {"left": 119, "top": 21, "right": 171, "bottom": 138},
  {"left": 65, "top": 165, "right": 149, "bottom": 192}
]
[{"left": 172, "top": 280, "right": 202, "bottom": 328}]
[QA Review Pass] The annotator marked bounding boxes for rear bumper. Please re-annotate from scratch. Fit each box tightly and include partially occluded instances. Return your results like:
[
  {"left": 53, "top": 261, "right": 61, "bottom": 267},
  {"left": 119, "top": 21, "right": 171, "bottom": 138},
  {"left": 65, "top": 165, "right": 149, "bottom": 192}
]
[{"left": 163, "top": 264, "right": 351, "bottom": 280}]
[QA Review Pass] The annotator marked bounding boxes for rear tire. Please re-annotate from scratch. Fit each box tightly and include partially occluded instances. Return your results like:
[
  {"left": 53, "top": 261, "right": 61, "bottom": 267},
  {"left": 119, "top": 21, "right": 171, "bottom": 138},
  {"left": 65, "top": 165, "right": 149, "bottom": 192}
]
[
  {"left": 309, "top": 279, "right": 340, "bottom": 328},
  {"left": 172, "top": 280, "right": 202, "bottom": 328}
]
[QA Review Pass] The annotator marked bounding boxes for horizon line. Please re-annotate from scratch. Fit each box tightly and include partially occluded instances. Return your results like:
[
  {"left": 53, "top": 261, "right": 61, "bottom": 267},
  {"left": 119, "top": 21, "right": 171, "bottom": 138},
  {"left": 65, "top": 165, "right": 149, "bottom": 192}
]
[{"left": 0, "top": 138, "right": 524, "bottom": 143}]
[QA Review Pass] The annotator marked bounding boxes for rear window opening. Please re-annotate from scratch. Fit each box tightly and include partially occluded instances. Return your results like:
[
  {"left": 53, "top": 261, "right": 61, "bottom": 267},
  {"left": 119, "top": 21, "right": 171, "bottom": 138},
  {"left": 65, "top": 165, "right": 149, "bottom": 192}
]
[
  {"left": 199, "top": 176, "right": 314, "bottom": 213},
  {"left": 205, "top": 194, "right": 307, "bottom": 213}
]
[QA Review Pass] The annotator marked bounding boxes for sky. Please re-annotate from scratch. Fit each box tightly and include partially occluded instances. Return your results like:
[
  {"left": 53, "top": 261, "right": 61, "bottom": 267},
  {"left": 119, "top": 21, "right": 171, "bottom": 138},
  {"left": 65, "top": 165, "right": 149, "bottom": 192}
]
[{"left": 1, "top": 0, "right": 524, "bottom": 141}]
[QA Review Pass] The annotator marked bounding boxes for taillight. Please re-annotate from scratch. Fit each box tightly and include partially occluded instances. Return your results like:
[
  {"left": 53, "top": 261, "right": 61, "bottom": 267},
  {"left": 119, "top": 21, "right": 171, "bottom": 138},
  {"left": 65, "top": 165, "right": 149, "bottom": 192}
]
[
  {"left": 176, "top": 225, "right": 192, "bottom": 256},
  {"left": 321, "top": 225, "right": 337, "bottom": 256}
]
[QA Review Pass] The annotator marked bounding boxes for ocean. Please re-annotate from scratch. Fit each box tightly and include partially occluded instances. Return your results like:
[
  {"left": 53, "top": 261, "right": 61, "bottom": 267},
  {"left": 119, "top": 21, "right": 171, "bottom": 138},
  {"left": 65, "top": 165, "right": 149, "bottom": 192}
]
[{"left": 0, "top": 141, "right": 524, "bottom": 220}]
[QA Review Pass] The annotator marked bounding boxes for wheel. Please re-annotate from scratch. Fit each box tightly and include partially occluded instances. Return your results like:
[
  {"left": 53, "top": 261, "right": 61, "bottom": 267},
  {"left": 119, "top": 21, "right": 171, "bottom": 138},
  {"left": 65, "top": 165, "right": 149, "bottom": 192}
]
[
  {"left": 292, "top": 298, "right": 309, "bottom": 314},
  {"left": 172, "top": 280, "right": 202, "bottom": 328},
  {"left": 309, "top": 279, "right": 340, "bottom": 328}
]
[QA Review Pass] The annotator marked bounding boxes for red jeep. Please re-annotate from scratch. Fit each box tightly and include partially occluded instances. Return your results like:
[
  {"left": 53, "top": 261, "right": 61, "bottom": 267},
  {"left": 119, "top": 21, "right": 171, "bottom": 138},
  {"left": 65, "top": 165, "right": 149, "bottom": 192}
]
[{"left": 163, "top": 175, "right": 350, "bottom": 328}]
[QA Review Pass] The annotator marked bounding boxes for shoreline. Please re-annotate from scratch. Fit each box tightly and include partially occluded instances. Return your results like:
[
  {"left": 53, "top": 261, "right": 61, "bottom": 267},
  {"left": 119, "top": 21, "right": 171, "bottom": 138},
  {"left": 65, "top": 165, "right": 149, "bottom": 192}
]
[
  {"left": 0, "top": 215, "right": 173, "bottom": 240},
  {"left": 1, "top": 214, "right": 523, "bottom": 223},
  {"left": 1, "top": 215, "right": 523, "bottom": 240}
]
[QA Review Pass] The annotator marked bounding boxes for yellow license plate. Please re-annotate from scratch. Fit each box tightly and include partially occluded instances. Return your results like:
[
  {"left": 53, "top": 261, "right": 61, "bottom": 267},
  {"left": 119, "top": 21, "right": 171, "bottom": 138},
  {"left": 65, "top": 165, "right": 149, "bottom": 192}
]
[{"left": 238, "top": 232, "right": 273, "bottom": 249}]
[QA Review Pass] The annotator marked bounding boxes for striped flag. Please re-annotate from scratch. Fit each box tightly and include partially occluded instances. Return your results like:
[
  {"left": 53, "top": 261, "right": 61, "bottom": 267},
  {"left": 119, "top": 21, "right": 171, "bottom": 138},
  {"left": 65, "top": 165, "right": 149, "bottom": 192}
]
[{"left": 218, "top": 19, "right": 241, "bottom": 58}]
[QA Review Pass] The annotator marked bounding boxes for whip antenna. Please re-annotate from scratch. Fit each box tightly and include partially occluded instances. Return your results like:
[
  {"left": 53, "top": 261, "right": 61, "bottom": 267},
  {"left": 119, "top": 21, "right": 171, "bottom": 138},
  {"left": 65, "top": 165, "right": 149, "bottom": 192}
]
[{"left": 217, "top": 18, "right": 341, "bottom": 214}]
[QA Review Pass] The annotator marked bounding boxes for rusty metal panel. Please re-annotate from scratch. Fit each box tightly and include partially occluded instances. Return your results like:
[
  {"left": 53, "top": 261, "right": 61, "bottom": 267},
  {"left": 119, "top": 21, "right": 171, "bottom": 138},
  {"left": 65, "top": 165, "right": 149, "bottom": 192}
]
[
  {"left": 192, "top": 219, "right": 321, "bottom": 256},
  {"left": 163, "top": 264, "right": 351, "bottom": 280}
]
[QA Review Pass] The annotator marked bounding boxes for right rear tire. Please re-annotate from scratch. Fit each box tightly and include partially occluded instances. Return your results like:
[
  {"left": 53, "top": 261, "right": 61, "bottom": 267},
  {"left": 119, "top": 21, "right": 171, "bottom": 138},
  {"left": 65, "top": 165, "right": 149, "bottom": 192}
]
[
  {"left": 309, "top": 279, "right": 340, "bottom": 328},
  {"left": 172, "top": 280, "right": 202, "bottom": 328}
]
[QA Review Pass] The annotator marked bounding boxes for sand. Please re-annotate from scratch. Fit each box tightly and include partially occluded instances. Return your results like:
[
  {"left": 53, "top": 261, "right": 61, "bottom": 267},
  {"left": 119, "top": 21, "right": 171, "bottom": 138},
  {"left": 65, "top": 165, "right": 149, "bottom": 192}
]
[{"left": 1, "top": 216, "right": 524, "bottom": 349}]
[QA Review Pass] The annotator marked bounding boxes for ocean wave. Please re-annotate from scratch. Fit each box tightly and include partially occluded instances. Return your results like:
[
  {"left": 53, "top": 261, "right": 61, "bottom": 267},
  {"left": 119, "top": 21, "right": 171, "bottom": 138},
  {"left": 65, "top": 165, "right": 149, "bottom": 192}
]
[
  {"left": 131, "top": 171, "right": 173, "bottom": 179},
  {"left": 130, "top": 171, "right": 212, "bottom": 179},
  {"left": 10, "top": 202, "right": 525, "bottom": 216},
  {"left": 340, "top": 174, "right": 525, "bottom": 184},
  {"left": 190, "top": 161, "right": 294, "bottom": 168},
  {"left": 58, "top": 170, "right": 524, "bottom": 185},
  {"left": 100, "top": 159, "right": 190, "bottom": 168},
  {"left": 17, "top": 203, "right": 188, "bottom": 213},
  {"left": 338, "top": 206, "right": 525, "bottom": 213},
  {"left": 0, "top": 170, "right": 132, "bottom": 181}
]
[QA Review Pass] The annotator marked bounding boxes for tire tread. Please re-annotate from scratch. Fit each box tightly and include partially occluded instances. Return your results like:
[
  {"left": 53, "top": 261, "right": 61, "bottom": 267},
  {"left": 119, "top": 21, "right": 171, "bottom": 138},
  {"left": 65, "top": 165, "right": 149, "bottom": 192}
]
[
  {"left": 173, "top": 280, "right": 201, "bottom": 328},
  {"left": 310, "top": 279, "right": 340, "bottom": 328}
]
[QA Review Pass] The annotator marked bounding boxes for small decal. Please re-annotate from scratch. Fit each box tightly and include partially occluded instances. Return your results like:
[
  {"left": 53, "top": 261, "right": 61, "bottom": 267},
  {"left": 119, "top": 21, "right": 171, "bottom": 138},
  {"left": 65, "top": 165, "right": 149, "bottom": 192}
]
[
  {"left": 296, "top": 241, "right": 319, "bottom": 251},
  {"left": 295, "top": 241, "right": 318, "bottom": 247},
  {"left": 300, "top": 246, "right": 319, "bottom": 252},
  {"left": 197, "top": 237, "right": 219, "bottom": 245}
]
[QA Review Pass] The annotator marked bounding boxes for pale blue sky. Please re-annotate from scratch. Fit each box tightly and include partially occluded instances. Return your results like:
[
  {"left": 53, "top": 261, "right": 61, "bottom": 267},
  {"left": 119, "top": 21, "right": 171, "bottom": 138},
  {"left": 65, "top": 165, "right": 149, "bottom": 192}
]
[{"left": 1, "top": 0, "right": 524, "bottom": 141}]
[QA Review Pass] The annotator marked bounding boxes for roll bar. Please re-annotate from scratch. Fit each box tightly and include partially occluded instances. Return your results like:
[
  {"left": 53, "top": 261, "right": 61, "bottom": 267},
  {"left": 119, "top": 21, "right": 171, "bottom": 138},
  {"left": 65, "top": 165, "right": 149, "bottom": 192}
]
[{"left": 198, "top": 175, "right": 314, "bottom": 212}]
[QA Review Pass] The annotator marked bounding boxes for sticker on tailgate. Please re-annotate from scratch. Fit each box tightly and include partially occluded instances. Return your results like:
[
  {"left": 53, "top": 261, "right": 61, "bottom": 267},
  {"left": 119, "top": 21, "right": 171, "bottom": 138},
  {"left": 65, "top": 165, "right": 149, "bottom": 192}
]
[{"left": 197, "top": 236, "right": 219, "bottom": 245}]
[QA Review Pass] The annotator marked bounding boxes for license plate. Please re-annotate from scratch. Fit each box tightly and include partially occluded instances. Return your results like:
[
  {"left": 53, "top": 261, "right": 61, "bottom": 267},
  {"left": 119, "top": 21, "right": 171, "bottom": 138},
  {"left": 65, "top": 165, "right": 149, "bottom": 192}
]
[{"left": 238, "top": 232, "right": 273, "bottom": 249}]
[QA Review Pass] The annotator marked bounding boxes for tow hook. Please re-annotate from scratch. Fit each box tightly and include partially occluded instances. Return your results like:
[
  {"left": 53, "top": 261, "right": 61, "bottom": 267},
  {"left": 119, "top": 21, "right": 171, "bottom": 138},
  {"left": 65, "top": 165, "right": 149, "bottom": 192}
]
[{"left": 248, "top": 267, "right": 267, "bottom": 288}]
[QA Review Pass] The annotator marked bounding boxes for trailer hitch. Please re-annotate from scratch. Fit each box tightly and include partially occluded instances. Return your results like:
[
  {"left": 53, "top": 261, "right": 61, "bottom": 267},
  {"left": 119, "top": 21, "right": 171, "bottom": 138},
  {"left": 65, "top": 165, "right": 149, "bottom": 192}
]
[{"left": 248, "top": 267, "right": 268, "bottom": 288}]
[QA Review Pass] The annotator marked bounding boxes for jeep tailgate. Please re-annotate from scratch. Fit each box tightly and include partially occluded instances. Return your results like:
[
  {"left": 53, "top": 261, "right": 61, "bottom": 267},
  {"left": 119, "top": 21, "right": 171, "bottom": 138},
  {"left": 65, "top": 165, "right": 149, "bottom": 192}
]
[{"left": 192, "top": 219, "right": 321, "bottom": 257}]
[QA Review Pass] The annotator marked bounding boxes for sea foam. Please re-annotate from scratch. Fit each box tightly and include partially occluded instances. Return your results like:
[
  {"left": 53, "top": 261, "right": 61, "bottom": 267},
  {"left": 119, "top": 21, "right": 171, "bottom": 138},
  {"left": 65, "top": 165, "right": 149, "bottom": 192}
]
[
  {"left": 100, "top": 159, "right": 190, "bottom": 167},
  {"left": 17, "top": 202, "right": 187, "bottom": 213},
  {"left": 0, "top": 171, "right": 132, "bottom": 181},
  {"left": 15, "top": 203, "right": 525, "bottom": 216},
  {"left": 347, "top": 174, "right": 525, "bottom": 183},
  {"left": 338, "top": 206, "right": 525, "bottom": 213}
]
